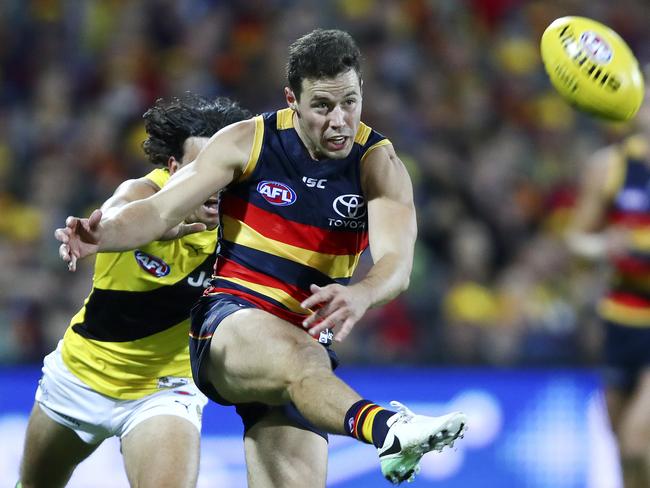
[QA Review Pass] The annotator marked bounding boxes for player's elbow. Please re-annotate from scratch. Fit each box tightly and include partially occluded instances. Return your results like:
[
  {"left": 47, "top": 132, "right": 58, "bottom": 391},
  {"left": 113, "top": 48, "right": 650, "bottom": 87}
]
[{"left": 395, "top": 272, "right": 411, "bottom": 296}]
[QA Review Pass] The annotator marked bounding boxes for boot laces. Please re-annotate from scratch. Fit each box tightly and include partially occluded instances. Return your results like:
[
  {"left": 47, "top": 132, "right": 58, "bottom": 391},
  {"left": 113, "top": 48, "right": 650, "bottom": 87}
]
[{"left": 389, "top": 401, "right": 415, "bottom": 423}]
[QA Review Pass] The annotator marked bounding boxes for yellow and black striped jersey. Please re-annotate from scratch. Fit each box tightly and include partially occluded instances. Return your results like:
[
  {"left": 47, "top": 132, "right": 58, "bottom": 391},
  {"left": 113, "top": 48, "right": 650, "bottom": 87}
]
[{"left": 61, "top": 168, "right": 217, "bottom": 399}]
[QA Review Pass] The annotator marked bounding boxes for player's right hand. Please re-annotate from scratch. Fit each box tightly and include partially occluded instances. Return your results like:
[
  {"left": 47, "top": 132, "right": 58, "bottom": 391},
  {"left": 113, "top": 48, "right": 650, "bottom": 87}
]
[
  {"left": 300, "top": 283, "right": 372, "bottom": 342},
  {"left": 54, "top": 209, "right": 102, "bottom": 272}
]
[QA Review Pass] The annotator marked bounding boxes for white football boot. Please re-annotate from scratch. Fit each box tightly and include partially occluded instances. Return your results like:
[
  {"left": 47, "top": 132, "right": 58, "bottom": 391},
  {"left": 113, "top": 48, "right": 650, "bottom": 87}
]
[{"left": 377, "top": 401, "right": 468, "bottom": 484}]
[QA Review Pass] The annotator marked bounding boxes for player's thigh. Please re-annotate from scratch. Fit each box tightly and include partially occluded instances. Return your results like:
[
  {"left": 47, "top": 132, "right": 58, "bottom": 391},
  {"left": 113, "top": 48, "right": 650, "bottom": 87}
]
[
  {"left": 20, "top": 403, "right": 100, "bottom": 488},
  {"left": 618, "top": 367, "right": 650, "bottom": 454},
  {"left": 244, "top": 409, "right": 328, "bottom": 488},
  {"left": 121, "top": 415, "right": 200, "bottom": 488},
  {"left": 207, "top": 308, "right": 332, "bottom": 405}
]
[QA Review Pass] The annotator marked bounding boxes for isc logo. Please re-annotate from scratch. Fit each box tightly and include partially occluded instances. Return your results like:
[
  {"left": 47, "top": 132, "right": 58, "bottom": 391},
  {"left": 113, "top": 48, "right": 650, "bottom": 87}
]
[
  {"left": 257, "top": 180, "right": 297, "bottom": 206},
  {"left": 134, "top": 250, "right": 170, "bottom": 277}
]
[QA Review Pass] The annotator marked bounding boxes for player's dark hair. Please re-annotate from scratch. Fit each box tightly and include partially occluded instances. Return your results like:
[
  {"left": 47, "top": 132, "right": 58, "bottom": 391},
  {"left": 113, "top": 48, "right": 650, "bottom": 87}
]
[
  {"left": 142, "top": 93, "right": 251, "bottom": 166},
  {"left": 286, "top": 29, "right": 362, "bottom": 100}
]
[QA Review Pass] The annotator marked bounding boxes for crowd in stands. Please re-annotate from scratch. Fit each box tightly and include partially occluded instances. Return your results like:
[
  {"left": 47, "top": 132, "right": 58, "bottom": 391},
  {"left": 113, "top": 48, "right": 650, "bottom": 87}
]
[{"left": 1, "top": 0, "right": 649, "bottom": 365}]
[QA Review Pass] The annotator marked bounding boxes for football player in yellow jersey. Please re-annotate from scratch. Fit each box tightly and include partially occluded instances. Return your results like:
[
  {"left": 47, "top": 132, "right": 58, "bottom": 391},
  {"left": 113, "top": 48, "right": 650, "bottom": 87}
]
[
  {"left": 566, "top": 86, "right": 650, "bottom": 488},
  {"left": 56, "top": 30, "right": 467, "bottom": 486},
  {"left": 18, "top": 93, "right": 251, "bottom": 488}
]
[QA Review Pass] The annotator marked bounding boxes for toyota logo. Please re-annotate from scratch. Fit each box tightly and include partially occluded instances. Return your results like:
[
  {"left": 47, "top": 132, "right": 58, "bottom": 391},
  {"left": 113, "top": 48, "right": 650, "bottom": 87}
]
[{"left": 333, "top": 194, "right": 366, "bottom": 219}]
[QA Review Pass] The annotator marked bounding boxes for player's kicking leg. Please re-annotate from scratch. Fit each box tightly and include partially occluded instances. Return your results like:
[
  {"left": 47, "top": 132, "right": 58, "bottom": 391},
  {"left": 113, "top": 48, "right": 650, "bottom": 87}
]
[
  {"left": 375, "top": 401, "right": 466, "bottom": 483},
  {"left": 203, "top": 307, "right": 467, "bottom": 484}
]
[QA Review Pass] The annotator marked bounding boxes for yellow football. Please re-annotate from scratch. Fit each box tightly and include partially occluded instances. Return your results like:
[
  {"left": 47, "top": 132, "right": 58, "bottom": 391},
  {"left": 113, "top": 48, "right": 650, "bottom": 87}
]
[{"left": 540, "top": 16, "right": 644, "bottom": 121}]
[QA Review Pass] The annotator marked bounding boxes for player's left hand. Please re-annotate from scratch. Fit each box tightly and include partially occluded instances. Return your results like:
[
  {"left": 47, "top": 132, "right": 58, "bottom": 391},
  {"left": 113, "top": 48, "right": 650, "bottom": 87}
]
[
  {"left": 301, "top": 283, "right": 372, "bottom": 342},
  {"left": 55, "top": 209, "right": 103, "bottom": 272}
]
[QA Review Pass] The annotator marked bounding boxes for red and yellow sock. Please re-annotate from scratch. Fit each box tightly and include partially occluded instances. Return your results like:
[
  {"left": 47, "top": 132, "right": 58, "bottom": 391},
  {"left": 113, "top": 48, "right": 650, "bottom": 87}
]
[{"left": 344, "top": 399, "right": 396, "bottom": 448}]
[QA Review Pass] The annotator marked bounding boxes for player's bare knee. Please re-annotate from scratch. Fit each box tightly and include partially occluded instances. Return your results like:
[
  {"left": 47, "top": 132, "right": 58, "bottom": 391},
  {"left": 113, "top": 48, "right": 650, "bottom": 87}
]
[
  {"left": 295, "top": 339, "right": 331, "bottom": 370},
  {"left": 285, "top": 342, "right": 333, "bottom": 392}
]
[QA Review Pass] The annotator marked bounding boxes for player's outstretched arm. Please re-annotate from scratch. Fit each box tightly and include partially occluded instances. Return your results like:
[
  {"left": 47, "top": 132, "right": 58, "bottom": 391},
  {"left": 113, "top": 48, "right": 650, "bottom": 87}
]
[
  {"left": 100, "top": 176, "right": 160, "bottom": 217},
  {"left": 54, "top": 177, "right": 160, "bottom": 271},
  {"left": 302, "top": 143, "right": 417, "bottom": 341},
  {"left": 57, "top": 119, "right": 254, "bottom": 260},
  {"left": 55, "top": 207, "right": 207, "bottom": 272}
]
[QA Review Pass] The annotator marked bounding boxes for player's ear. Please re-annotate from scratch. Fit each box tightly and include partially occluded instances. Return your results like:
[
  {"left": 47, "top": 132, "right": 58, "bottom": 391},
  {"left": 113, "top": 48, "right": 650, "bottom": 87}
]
[
  {"left": 167, "top": 156, "right": 180, "bottom": 175},
  {"left": 285, "top": 87, "right": 299, "bottom": 113}
]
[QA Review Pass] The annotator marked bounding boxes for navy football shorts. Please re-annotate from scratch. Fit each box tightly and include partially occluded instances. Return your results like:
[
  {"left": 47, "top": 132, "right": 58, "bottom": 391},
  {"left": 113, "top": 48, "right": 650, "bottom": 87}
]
[
  {"left": 189, "top": 293, "right": 339, "bottom": 441},
  {"left": 602, "top": 320, "right": 650, "bottom": 392}
]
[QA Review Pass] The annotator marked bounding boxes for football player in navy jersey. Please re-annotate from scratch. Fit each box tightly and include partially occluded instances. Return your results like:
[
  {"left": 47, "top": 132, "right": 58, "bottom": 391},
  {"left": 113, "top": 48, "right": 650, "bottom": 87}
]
[
  {"left": 566, "top": 84, "right": 650, "bottom": 488},
  {"left": 56, "top": 29, "right": 467, "bottom": 486}
]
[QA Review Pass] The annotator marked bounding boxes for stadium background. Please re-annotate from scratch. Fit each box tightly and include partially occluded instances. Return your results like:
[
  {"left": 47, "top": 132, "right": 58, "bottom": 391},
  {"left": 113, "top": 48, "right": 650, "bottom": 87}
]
[{"left": 0, "top": 0, "right": 649, "bottom": 486}]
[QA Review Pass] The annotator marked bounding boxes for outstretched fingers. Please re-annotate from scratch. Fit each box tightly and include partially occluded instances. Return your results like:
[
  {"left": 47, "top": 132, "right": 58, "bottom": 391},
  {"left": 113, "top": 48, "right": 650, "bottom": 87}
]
[
  {"left": 300, "top": 283, "right": 363, "bottom": 341},
  {"left": 333, "top": 318, "right": 356, "bottom": 342},
  {"left": 300, "top": 284, "right": 332, "bottom": 330},
  {"left": 55, "top": 209, "right": 103, "bottom": 272},
  {"left": 67, "top": 248, "right": 78, "bottom": 272},
  {"left": 300, "top": 284, "right": 326, "bottom": 310},
  {"left": 305, "top": 308, "right": 346, "bottom": 337},
  {"left": 54, "top": 226, "right": 75, "bottom": 270},
  {"left": 54, "top": 226, "right": 70, "bottom": 244}
]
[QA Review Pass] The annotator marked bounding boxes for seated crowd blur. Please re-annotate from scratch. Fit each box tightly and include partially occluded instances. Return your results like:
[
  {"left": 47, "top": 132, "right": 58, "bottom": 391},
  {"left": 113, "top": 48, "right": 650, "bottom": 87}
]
[{"left": 1, "top": 0, "right": 649, "bottom": 366}]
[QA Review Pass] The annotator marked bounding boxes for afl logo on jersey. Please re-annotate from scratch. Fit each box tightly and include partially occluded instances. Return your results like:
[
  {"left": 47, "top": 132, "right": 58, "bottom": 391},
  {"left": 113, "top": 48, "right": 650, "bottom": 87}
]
[
  {"left": 257, "top": 180, "right": 297, "bottom": 206},
  {"left": 333, "top": 194, "right": 366, "bottom": 219},
  {"left": 134, "top": 250, "right": 170, "bottom": 278}
]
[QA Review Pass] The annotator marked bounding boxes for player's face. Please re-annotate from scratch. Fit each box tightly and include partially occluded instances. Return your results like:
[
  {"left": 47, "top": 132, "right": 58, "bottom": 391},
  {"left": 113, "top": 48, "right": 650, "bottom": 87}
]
[
  {"left": 171, "top": 136, "right": 219, "bottom": 229},
  {"left": 287, "top": 69, "right": 362, "bottom": 160}
]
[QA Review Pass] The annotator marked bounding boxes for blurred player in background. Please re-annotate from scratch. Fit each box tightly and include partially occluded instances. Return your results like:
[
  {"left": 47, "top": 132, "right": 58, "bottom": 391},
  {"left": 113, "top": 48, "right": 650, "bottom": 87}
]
[
  {"left": 55, "top": 29, "right": 467, "bottom": 486},
  {"left": 18, "top": 94, "right": 251, "bottom": 488},
  {"left": 566, "top": 83, "right": 650, "bottom": 488}
]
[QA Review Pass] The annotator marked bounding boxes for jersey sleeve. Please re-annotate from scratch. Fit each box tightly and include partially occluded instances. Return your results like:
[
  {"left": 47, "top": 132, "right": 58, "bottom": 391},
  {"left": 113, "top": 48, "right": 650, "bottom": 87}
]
[{"left": 143, "top": 167, "right": 171, "bottom": 188}]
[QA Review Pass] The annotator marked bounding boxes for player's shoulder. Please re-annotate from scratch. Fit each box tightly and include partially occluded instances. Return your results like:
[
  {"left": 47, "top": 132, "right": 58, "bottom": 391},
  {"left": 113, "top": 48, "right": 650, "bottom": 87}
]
[
  {"left": 354, "top": 121, "right": 390, "bottom": 149},
  {"left": 202, "top": 117, "right": 259, "bottom": 171},
  {"left": 621, "top": 134, "right": 650, "bottom": 160},
  {"left": 216, "top": 116, "right": 258, "bottom": 139},
  {"left": 359, "top": 137, "right": 397, "bottom": 167},
  {"left": 110, "top": 174, "right": 161, "bottom": 202}
]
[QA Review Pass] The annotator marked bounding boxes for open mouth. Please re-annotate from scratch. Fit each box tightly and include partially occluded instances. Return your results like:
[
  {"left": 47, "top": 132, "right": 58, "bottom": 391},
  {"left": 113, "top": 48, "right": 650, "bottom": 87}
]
[
  {"left": 326, "top": 135, "right": 348, "bottom": 151},
  {"left": 201, "top": 197, "right": 219, "bottom": 215}
]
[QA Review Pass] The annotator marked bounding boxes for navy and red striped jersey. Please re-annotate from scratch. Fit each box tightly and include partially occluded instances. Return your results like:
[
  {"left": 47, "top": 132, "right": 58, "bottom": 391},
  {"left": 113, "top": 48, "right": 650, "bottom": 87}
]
[
  {"left": 206, "top": 108, "right": 391, "bottom": 326},
  {"left": 599, "top": 135, "right": 650, "bottom": 327}
]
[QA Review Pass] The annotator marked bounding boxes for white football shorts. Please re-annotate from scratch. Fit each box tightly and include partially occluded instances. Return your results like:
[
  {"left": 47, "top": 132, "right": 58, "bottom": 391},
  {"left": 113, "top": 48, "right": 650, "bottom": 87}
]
[{"left": 35, "top": 342, "right": 208, "bottom": 444}]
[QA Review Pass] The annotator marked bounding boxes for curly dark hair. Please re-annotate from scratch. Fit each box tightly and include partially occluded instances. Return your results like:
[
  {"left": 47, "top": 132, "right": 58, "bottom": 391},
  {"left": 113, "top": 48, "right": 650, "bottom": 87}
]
[
  {"left": 286, "top": 29, "right": 362, "bottom": 100},
  {"left": 142, "top": 93, "right": 252, "bottom": 166}
]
